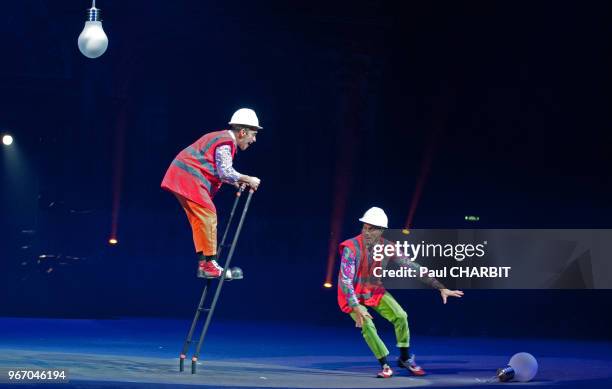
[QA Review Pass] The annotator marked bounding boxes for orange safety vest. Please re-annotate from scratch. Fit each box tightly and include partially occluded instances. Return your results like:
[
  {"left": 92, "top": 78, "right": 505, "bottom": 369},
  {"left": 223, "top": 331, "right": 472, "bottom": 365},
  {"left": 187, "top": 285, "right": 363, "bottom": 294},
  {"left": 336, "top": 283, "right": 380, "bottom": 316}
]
[
  {"left": 161, "top": 130, "right": 236, "bottom": 213},
  {"left": 337, "top": 234, "right": 386, "bottom": 313}
]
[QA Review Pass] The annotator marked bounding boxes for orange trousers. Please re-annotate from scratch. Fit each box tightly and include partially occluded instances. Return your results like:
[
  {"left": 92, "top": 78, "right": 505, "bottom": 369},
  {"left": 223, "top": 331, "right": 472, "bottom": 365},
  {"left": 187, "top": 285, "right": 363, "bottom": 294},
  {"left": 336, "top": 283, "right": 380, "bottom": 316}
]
[{"left": 175, "top": 194, "right": 217, "bottom": 255}]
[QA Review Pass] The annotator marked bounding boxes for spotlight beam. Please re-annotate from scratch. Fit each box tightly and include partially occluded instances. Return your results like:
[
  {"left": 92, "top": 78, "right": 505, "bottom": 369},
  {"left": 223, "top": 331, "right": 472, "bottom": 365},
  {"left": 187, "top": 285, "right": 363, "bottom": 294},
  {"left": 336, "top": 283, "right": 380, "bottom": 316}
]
[{"left": 404, "top": 88, "right": 454, "bottom": 229}]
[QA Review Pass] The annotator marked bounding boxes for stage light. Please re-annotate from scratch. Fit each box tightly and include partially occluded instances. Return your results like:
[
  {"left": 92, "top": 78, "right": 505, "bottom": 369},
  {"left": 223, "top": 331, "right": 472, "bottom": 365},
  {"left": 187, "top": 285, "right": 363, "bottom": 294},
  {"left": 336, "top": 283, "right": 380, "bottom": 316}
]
[
  {"left": 323, "top": 282, "right": 332, "bottom": 288},
  {"left": 2, "top": 135, "right": 13, "bottom": 146},
  {"left": 108, "top": 238, "right": 118, "bottom": 245},
  {"left": 465, "top": 215, "right": 480, "bottom": 221},
  {"left": 78, "top": 0, "right": 108, "bottom": 59},
  {"left": 402, "top": 229, "right": 410, "bottom": 235}
]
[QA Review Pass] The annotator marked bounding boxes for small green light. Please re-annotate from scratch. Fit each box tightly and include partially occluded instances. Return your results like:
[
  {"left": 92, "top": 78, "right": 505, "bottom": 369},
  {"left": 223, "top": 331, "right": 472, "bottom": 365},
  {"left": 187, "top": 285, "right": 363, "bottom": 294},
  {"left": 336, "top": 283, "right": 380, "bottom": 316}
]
[{"left": 465, "top": 215, "right": 480, "bottom": 221}]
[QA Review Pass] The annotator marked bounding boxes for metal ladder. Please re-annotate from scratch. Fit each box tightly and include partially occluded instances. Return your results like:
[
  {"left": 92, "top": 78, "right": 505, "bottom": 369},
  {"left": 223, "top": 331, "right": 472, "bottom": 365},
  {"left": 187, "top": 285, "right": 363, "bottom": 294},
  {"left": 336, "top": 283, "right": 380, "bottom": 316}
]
[{"left": 178, "top": 185, "right": 254, "bottom": 374}]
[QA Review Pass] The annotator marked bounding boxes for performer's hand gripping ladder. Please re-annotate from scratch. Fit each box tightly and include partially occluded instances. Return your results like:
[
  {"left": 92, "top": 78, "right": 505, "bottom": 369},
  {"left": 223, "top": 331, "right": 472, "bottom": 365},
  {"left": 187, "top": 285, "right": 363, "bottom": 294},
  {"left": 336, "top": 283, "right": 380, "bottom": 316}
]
[{"left": 179, "top": 185, "right": 254, "bottom": 373}]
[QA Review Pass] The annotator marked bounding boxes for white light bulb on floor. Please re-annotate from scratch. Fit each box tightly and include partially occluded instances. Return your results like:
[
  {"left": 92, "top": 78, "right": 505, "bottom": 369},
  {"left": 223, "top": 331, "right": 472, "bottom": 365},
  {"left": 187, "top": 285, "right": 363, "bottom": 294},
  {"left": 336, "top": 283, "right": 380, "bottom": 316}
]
[
  {"left": 78, "top": 0, "right": 108, "bottom": 59},
  {"left": 494, "top": 352, "right": 538, "bottom": 382}
]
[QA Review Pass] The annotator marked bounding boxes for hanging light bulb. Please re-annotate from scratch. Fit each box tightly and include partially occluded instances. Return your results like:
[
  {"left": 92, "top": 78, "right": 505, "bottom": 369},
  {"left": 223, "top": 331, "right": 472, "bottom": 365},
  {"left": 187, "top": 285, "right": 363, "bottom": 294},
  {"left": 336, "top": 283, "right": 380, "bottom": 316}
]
[{"left": 78, "top": 0, "right": 108, "bottom": 59}]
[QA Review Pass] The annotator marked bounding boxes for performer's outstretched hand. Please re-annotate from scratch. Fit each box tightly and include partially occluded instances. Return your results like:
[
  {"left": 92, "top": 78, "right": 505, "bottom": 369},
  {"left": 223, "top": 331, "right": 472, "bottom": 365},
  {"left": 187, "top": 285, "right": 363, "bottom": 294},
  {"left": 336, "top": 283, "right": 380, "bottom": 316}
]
[
  {"left": 353, "top": 306, "right": 373, "bottom": 328},
  {"left": 440, "top": 288, "right": 464, "bottom": 304}
]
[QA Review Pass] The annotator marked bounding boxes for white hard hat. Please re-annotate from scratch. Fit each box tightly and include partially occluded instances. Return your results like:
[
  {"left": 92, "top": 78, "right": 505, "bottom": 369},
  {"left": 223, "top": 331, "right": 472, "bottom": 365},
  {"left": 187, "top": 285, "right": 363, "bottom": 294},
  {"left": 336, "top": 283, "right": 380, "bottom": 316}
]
[
  {"left": 228, "top": 108, "right": 262, "bottom": 130},
  {"left": 359, "top": 207, "right": 388, "bottom": 228}
]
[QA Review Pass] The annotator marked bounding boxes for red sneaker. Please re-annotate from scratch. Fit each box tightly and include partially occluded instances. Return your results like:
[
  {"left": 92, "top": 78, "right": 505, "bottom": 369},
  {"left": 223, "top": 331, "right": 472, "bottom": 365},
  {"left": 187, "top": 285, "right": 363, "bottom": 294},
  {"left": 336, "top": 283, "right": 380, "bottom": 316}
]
[
  {"left": 397, "top": 355, "right": 426, "bottom": 376},
  {"left": 376, "top": 365, "right": 393, "bottom": 378},
  {"left": 197, "top": 260, "right": 222, "bottom": 278}
]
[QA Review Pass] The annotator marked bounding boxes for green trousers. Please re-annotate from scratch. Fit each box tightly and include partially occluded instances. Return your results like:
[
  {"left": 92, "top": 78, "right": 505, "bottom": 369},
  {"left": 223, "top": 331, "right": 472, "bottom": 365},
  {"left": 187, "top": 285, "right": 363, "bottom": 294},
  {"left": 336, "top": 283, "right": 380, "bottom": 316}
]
[{"left": 349, "top": 292, "right": 409, "bottom": 359}]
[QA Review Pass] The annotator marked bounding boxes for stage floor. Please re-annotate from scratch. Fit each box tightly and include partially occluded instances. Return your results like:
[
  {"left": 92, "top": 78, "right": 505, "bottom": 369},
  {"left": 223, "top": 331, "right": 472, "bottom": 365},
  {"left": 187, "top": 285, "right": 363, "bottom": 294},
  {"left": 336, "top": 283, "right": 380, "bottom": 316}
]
[{"left": 0, "top": 318, "right": 610, "bottom": 388}]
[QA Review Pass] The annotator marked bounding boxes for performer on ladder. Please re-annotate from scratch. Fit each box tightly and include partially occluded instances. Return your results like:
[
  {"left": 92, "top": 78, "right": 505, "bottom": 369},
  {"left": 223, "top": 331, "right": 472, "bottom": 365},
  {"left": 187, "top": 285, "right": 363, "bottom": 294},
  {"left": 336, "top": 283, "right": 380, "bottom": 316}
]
[{"left": 161, "top": 108, "right": 262, "bottom": 278}]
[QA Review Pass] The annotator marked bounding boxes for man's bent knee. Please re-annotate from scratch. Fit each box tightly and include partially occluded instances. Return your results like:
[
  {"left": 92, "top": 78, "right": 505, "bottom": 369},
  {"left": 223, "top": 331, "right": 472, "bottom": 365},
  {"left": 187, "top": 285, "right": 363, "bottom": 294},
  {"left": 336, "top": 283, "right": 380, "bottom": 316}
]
[
  {"left": 394, "top": 309, "right": 408, "bottom": 322},
  {"left": 361, "top": 319, "right": 376, "bottom": 335}
]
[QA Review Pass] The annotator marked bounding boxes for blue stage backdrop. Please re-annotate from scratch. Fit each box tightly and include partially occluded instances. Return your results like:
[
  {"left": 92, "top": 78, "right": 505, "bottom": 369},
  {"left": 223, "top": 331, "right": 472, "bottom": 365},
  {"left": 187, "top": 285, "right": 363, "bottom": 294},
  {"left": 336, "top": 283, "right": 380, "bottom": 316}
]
[{"left": 1, "top": 0, "right": 611, "bottom": 341}]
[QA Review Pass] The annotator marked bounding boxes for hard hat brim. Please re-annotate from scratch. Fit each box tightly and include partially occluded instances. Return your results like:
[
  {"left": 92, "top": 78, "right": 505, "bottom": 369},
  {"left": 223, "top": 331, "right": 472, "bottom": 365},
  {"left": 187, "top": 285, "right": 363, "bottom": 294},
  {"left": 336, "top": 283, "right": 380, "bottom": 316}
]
[
  {"left": 228, "top": 121, "right": 263, "bottom": 130},
  {"left": 359, "top": 217, "right": 388, "bottom": 228}
]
